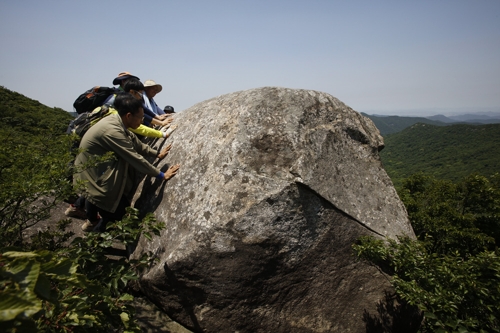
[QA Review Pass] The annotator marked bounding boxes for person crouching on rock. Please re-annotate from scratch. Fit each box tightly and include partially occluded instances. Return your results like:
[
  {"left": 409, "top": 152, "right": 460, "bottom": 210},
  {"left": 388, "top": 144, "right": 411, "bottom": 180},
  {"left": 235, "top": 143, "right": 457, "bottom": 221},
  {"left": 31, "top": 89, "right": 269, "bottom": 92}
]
[{"left": 74, "top": 93, "right": 180, "bottom": 232}]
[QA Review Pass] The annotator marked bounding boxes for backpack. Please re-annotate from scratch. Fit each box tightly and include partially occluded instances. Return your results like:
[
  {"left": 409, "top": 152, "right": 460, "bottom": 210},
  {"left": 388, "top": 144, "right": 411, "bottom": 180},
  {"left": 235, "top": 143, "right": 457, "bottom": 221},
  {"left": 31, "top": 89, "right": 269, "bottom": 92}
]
[
  {"left": 73, "top": 86, "right": 117, "bottom": 114},
  {"left": 66, "top": 105, "right": 112, "bottom": 139},
  {"left": 65, "top": 105, "right": 112, "bottom": 184}
]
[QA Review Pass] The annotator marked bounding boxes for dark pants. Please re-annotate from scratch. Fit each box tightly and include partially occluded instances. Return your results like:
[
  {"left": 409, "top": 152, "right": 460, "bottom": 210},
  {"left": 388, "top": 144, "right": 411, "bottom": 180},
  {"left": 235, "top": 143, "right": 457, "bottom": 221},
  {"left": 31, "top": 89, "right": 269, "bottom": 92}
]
[
  {"left": 85, "top": 196, "right": 130, "bottom": 232},
  {"left": 74, "top": 196, "right": 86, "bottom": 209}
]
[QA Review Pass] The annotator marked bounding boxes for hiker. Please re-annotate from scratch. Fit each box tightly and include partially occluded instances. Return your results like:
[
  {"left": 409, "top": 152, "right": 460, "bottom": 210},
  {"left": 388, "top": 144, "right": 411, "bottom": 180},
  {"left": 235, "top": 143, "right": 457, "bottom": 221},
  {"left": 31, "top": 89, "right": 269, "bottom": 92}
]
[
  {"left": 143, "top": 79, "right": 168, "bottom": 116},
  {"left": 74, "top": 93, "right": 180, "bottom": 232},
  {"left": 65, "top": 104, "right": 176, "bottom": 219},
  {"left": 103, "top": 71, "right": 140, "bottom": 106},
  {"left": 67, "top": 71, "right": 169, "bottom": 219},
  {"left": 113, "top": 71, "right": 140, "bottom": 91},
  {"left": 122, "top": 79, "right": 173, "bottom": 127},
  {"left": 104, "top": 76, "right": 171, "bottom": 127},
  {"left": 163, "top": 105, "right": 175, "bottom": 114}
]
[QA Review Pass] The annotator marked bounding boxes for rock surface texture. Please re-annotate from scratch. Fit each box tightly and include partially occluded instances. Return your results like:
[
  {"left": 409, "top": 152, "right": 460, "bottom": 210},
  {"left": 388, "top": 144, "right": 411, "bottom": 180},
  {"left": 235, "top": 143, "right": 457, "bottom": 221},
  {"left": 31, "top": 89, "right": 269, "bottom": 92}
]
[{"left": 132, "top": 87, "right": 416, "bottom": 333}]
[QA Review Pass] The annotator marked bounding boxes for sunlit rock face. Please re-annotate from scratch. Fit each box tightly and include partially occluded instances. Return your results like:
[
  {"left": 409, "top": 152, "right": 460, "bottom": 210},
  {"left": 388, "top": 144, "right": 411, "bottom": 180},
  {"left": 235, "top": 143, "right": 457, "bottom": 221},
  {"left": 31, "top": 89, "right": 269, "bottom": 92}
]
[{"left": 132, "top": 87, "right": 416, "bottom": 333}]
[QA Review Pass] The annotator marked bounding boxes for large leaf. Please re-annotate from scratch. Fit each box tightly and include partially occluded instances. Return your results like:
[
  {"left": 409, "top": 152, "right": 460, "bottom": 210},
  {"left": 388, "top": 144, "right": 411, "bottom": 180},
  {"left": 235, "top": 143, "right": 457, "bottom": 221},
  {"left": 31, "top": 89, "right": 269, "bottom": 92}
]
[
  {"left": 2, "top": 251, "right": 39, "bottom": 259},
  {"left": 0, "top": 291, "right": 42, "bottom": 321},
  {"left": 4, "top": 259, "right": 40, "bottom": 292},
  {"left": 34, "top": 273, "right": 53, "bottom": 302},
  {"left": 41, "top": 257, "right": 77, "bottom": 277}
]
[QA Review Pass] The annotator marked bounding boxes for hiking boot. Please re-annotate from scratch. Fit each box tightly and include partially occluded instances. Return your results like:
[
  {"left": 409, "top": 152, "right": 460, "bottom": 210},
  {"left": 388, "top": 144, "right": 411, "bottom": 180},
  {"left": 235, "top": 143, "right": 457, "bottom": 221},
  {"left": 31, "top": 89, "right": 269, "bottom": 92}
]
[
  {"left": 81, "top": 219, "right": 99, "bottom": 232},
  {"left": 65, "top": 204, "right": 87, "bottom": 219}
]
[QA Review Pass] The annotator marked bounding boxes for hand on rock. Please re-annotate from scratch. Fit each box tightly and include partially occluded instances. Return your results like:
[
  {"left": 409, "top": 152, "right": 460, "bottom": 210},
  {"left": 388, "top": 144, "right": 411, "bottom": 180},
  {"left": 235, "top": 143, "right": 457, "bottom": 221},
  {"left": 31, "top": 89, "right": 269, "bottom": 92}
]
[
  {"left": 159, "top": 117, "right": 173, "bottom": 126},
  {"left": 158, "top": 114, "right": 171, "bottom": 120},
  {"left": 163, "top": 124, "right": 178, "bottom": 138},
  {"left": 158, "top": 144, "right": 172, "bottom": 160},
  {"left": 164, "top": 164, "right": 180, "bottom": 181}
]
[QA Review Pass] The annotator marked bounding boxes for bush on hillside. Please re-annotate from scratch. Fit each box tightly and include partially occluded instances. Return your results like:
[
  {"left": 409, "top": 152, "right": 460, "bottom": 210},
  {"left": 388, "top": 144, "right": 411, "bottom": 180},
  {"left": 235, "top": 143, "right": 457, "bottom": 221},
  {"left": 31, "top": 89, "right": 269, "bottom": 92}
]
[
  {"left": 354, "top": 173, "right": 500, "bottom": 333},
  {"left": 0, "top": 131, "right": 75, "bottom": 247}
]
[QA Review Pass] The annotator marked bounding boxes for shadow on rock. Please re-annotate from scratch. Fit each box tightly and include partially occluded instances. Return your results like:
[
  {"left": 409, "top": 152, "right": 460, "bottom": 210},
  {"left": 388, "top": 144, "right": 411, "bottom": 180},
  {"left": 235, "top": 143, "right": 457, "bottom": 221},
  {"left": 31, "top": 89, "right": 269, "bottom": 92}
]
[
  {"left": 159, "top": 263, "right": 206, "bottom": 333},
  {"left": 363, "top": 291, "right": 422, "bottom": 333}
]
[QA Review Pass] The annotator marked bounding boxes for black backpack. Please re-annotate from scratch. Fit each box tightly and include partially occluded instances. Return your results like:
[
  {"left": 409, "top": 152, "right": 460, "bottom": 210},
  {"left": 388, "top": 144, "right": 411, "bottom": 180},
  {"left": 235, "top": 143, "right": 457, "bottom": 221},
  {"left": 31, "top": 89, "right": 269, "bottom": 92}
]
[
  {"left": 73, "top": 86, "right": 117, "bottom": 114},
  {"left": 66, "top": 105, "right": 112, "bottom": 139}
]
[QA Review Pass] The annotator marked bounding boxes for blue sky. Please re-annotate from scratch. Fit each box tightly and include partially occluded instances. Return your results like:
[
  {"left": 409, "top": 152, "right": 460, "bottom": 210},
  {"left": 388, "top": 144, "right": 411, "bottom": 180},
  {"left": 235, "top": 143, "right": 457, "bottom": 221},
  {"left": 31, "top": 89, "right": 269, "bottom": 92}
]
[{"left": 1, "top": 0, "right": 499, "bottom": 116}]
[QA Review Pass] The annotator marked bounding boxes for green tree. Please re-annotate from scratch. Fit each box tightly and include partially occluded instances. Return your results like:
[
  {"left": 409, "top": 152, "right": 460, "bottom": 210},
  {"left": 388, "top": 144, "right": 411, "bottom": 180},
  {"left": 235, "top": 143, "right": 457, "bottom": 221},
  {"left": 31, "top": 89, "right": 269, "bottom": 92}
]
[
  {"left": 0, "top": 86, "right": 75, "bottom": 248},
  {"left": 398, "top": 173, "right": 498, "bottom": 256},
  {"left": 0, "top": 131, "right": 76, "bottom": 247},
  {"left": 354, "top": 173, "right": 500, "bottom": 332},
  {"left": 354, "top": 236, "right": 499, "bottom": 333}
]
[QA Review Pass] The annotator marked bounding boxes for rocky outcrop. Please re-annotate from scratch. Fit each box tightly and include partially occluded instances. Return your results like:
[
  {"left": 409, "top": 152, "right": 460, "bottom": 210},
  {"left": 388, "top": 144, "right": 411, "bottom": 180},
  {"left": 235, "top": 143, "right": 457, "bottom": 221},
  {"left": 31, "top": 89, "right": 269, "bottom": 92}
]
[{"left": 132, "top": 87, "right": 416, "bottom": 332}]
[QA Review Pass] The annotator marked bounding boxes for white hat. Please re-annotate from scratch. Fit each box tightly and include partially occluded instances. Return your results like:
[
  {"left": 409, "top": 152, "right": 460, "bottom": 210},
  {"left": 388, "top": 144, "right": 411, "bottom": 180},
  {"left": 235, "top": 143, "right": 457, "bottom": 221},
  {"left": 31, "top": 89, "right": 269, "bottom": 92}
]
[{"left": 143, "top": 80, "right": 163, "bottom": 93}]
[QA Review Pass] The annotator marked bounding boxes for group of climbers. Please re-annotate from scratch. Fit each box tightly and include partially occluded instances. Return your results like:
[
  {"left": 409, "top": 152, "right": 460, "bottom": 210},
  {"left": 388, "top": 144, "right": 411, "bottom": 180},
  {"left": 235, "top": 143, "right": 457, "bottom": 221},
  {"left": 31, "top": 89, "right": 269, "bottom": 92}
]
[{"left": 65, "top": 72, "right": 180, "bottom": 232}]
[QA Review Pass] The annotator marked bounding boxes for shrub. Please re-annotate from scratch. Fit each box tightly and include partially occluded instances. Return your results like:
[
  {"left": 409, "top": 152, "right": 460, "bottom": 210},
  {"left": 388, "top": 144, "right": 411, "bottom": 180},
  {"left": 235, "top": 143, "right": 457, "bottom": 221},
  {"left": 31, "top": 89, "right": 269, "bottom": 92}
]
[
  {"left": 0, "top": 208, "right": 164, "bottom": 333},
  {"left": 354, "top": 173, "right": 500, "bottom": 332}
]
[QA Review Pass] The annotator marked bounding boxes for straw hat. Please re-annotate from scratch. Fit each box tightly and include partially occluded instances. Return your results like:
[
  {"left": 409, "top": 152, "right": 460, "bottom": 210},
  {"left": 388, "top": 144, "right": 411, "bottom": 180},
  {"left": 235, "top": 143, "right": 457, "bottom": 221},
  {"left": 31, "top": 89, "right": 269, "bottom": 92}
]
[{"left": 144, "top": 79, "right": 163, "bottom": 93}]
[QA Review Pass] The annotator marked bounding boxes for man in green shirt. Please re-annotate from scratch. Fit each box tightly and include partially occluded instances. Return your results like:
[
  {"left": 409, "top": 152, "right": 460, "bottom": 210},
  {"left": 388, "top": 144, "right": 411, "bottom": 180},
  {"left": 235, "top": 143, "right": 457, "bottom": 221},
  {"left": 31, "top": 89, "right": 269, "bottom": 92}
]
[{"left": 74, "top": 93, "right": 179, "bottom": 232}]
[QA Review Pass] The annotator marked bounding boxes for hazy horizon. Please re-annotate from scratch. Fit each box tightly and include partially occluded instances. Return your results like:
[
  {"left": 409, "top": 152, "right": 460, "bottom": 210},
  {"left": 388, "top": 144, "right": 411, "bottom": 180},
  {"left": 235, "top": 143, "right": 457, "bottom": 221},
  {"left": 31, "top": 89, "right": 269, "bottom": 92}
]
[
  {"left": 3, "top": 83, "right": 500, "bottom": 119},
  {"left": 362, "top": 107, "right": 500, "bottom": 117}
]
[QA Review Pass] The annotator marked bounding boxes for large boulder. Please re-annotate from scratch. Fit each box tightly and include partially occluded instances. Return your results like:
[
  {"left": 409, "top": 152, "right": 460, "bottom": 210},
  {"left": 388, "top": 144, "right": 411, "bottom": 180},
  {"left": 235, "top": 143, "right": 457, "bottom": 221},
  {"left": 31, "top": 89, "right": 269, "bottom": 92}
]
[{"left": 132, "top": 87, "right": 416, "bottom": 332}]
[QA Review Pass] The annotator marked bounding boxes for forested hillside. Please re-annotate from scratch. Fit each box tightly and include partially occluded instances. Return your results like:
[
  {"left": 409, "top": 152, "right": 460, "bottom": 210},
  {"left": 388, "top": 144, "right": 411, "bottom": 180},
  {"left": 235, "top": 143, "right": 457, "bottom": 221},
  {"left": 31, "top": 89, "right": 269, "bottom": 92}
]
[
  {"left": 0, "top": 86, "right": 72, "bottom": 134},
  {"left": 362, "top": 113, "right": 447, "bottom": 136},
  {"left": 380, "top": 122, "right": 500, "bottom": 187},
  {"left": 0, "top": 86, "right": 74, "bottom": 246}
]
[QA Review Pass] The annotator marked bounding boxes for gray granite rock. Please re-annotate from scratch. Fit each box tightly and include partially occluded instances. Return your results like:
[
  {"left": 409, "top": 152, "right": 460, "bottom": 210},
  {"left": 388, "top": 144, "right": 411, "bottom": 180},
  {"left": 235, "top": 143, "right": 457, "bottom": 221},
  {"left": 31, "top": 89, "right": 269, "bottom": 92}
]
[{"left": 131, "top": 87, "right": 416, "bottom": 332}]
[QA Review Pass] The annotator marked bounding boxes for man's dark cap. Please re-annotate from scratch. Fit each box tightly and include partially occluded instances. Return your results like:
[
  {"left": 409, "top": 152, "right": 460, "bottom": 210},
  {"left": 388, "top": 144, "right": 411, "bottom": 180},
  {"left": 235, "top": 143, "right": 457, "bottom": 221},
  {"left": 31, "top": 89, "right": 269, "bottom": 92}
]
[
  {"left": 164, "top": 105, "right": 175, "bottom": 113},
  {"left": 112, "top": 72, "right": 139, "bottom": 85}
]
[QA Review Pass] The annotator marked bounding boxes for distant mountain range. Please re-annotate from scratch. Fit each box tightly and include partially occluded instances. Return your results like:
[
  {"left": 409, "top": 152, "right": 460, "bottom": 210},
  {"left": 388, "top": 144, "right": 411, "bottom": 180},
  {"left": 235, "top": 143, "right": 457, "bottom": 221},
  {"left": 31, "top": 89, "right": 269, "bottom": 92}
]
[
  {"left": 427, "top": 113, "right": 500, "bottom": 124},
  {"left": 362, "top": 112, "right": 500, "bottom": 136}
]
